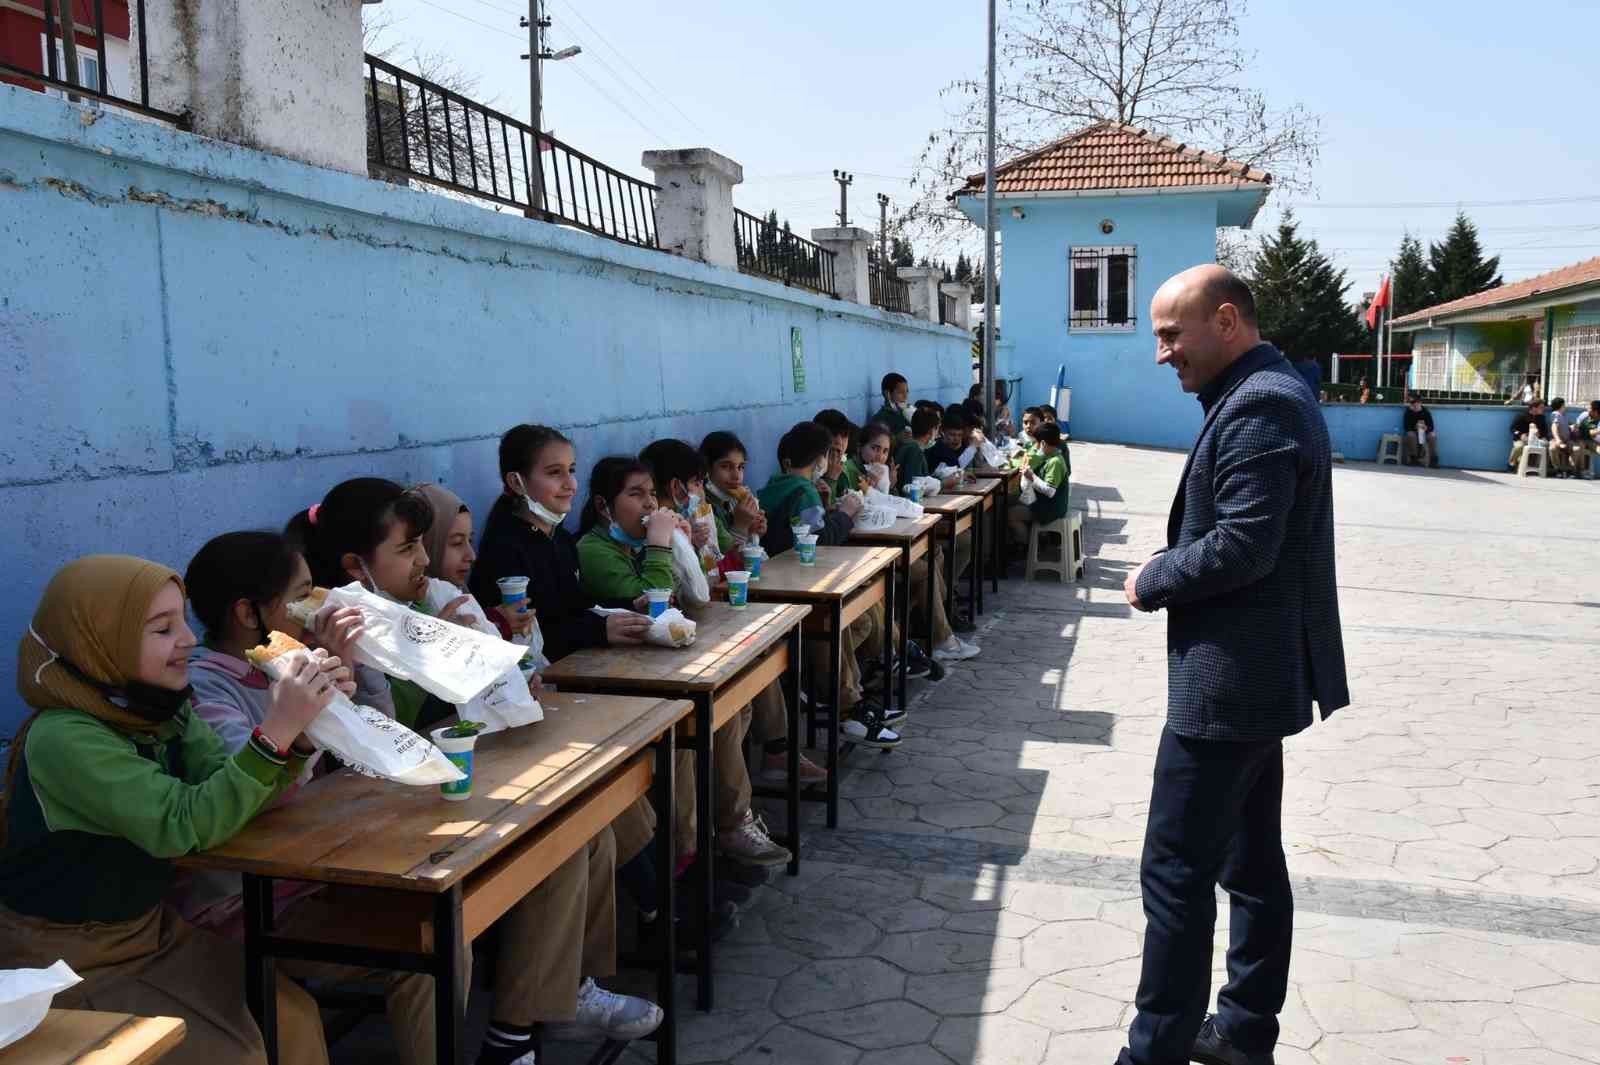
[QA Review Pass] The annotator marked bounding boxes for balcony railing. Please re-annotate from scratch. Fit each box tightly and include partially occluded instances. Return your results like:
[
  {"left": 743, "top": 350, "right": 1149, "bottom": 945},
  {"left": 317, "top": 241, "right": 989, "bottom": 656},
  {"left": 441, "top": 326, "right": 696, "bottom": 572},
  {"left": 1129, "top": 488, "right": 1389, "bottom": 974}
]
[
  {"left": 364, "top": 54, "right": 658, "bottom": 250},
  {"left": 870, "top": 260, "right": 910, "bottom": 314},
  {"left": 733, "top": 209, "right": 836, "bottom": 296},
  {"left": 0, "top": 0, "right": 186, "bottom": 126}
]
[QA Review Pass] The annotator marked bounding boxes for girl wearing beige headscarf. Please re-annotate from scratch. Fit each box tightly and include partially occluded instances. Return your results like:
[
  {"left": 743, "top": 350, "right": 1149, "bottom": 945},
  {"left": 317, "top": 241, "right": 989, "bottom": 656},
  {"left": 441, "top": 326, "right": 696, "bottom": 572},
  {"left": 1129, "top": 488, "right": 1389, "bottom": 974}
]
[{"left": 0, "top": 555, "right": 335, "bottom": 1065}]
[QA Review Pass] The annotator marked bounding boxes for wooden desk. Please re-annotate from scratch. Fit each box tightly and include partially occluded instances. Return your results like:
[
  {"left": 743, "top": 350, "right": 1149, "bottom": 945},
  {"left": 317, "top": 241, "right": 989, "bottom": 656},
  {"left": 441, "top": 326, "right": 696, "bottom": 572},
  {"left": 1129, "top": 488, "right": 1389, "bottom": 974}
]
[
  {"left": 746, "top": 546, "right": 899, "bottom": 827},
  {"left": 922, "top": 491, "right": 985, "bottom": 625},
  {"left": 848, "top": 513, "right": 942, "bottom": 710},
  {"left": 181, "top": 692, "right": 690, "bottom": 1065},
  {"left": 541, "top": 603, "right": 809, "bottom": 1012},
  {"left": 0, "top": 1012, "right": 184, "bottom": 1065},
  {"left": 952, "top": 476, "right": 1004, "bottom": 606}
]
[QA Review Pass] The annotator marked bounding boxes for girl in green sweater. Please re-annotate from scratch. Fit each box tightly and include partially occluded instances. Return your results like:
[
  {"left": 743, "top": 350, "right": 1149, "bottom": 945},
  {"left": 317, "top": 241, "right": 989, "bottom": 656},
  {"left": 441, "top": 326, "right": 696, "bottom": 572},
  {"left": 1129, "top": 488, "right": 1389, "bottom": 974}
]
[
  {"left": 577, "top": 456, "right": 796, "bottom": 865},
  {"left": 1009, "top": 421, "right": 1072, "bottom": 548},
  {"left": 0, "top": 556, "right": 339, "bottom": 1065}
]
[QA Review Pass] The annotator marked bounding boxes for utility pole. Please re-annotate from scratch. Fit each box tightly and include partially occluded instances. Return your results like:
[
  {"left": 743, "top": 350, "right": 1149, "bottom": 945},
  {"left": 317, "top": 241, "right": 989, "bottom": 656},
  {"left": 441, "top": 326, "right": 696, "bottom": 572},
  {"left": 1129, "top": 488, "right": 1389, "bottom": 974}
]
[
  {"left": 522, "top": 1, "right": 549, "bottom": 218},
  {"left": 833, "top": 170, "right": 854, "bottom": 227},
  {"left": 877, "top": 193, "right": 890, "bottom": 266},
  {"left": 981, "top": 0, "right": 998, "bottom": 438}
]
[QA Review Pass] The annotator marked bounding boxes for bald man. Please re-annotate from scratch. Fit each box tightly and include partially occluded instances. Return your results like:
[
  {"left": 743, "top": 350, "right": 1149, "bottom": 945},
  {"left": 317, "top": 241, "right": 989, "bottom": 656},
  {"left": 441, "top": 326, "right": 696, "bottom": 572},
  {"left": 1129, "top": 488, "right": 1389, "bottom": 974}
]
[{"left": 1116, "top": 266, "right": 1349, "bottom": 1065}]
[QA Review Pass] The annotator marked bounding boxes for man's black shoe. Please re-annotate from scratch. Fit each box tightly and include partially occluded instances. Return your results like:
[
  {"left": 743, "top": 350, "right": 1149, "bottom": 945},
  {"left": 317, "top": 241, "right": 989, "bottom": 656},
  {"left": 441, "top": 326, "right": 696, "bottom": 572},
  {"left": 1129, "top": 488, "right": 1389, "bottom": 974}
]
[
  {"left": 951, "top": 612, "right": 977, "bottom": 634},
  {"left": 1191, "top": 1015, "right": 1274, "bottom": 1065}
]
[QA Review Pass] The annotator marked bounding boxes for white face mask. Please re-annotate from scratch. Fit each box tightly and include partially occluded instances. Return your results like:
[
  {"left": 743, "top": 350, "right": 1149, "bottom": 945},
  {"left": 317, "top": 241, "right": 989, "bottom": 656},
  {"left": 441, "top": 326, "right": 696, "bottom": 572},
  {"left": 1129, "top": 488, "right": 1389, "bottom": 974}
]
[
  {"left": 512, "top": 474, "right": 568, "bottom": 525},
  {"left": 358, "top": 559, "right": 400, "bottom": 603}
]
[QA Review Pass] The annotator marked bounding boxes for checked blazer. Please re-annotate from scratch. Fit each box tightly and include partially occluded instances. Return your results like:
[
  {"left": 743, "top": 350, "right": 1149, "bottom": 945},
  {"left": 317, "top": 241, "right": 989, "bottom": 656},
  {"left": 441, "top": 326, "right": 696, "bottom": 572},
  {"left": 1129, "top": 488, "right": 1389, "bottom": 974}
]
[{"left": 1134, "top": 342, "right": 1350, "bottom": 740}]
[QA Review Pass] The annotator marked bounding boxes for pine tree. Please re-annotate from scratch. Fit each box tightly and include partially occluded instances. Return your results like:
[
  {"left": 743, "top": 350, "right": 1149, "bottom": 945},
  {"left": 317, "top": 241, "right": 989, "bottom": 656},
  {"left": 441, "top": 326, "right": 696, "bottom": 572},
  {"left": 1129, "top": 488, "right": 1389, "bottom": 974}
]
[
  {"left": 954, "top": 252, "right": 973, "bottom": 283},
  {"left": 891, "top": 236, "right": 915, "bottom": 269},
  {"left": 1427, "top": 212, "right": 1502, "bottom": 305},
  {"left": 1386, "top": 232, "right": 1429, "bottom": 354},
  {"left": 1249, "top": 212, "right": 1365, "bottom": 374}
]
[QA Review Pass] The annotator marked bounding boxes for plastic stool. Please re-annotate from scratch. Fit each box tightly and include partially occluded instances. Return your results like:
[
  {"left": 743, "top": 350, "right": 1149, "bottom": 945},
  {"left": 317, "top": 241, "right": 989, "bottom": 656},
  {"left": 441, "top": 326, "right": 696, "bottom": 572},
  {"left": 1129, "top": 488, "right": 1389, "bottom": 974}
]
[
  {"left": 1517, "top": 442, "right": 1548, "bottom": 478},
  {"left": 1377, "top": 434, "right": 1403, "bottom": 465},
  {"left": 1025, "top": 511, "right": 1084, "bottom": 582}
]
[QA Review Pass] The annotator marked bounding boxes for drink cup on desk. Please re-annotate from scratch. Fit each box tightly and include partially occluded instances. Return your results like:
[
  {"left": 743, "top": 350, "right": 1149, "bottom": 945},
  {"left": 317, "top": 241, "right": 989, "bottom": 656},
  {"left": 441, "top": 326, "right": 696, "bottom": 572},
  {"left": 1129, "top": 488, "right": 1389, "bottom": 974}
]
[
  {"left": 727, "top": 570, "right": 751, "bottom": 608},
  {"left": 496, "top": 576, "right": 530, "bottom": 617},
  {"left": 431, "top": 725, "right": 480, "bottom": 801},
  {"left": 645, "top": 588, "right": 672, "bottom": 619},
  {"left": 907, "top": 484, "right": 922, "bottom": 504},
  {"left": 796, "top": 533, "right": 819, "bottom": 566},
  {"left": 743, "top": 545, "right": 766, "bottom": 580}
]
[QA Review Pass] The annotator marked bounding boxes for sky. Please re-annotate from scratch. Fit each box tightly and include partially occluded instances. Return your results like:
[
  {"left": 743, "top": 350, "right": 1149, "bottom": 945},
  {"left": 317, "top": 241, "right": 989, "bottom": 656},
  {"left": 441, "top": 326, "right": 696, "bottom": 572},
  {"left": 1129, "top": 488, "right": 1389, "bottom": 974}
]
[{"left": 366, "top": 0, "right": 1600, "bottom": 295}]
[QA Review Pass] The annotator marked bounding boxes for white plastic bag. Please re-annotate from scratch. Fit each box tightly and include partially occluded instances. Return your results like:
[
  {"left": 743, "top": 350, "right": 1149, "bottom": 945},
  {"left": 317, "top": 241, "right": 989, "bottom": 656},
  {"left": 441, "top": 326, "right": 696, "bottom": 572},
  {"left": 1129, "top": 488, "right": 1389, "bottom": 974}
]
[
  {"left": 670, "top": 529, "right": 711, "bottom": 607},
  {"left": 933, "top": 463, "right": 960, "bottom": 481},
  {"left": 913, "top": 475, "right": 942, "bottom": 498},
  {"left": 689, "top": 501, "right": 722, "bottom": 574},
  {"left": 591, "top": 606, "right": 696, "bottom": 648},
  {"left": 315, "top": 583, "right": 527, "bottom": 705},
  {"left": 249, "top": 635, "right": 464, "bottom": 786},
  {"left": 864, "top": 462, "right": 892, "bottom": 494},
  {"left": 1018, "top": 477, "right": 1037, "bottom": 506},
  {"left": 853, "top": 504, "right": 898, "bottom": 531},
  {"left": 420, "top": 580, "right": 543, "bottom": 734},
  {"left": 0, "top": 961, "right": 79, "bottom": 1051},
  {"left": 865, "top": 487, "right": 924, "bottom": 519}
]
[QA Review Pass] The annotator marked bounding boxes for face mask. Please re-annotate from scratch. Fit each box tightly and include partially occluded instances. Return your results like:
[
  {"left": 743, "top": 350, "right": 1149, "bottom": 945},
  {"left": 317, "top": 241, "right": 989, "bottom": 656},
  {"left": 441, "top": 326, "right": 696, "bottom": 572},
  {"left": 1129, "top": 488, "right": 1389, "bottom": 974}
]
[
  {"left": 511, "top": 474, "right": 568, "bottom": 525},
  {"left": 31, "top": 628, "right": 192, "bottom": 725},
  {"left": 608, "top": 522, "right": 647, "bottom": 550},
  {"left": 358, "top": 560, "right": 401, "bottom": 604},
  {"left": 675, "top": 491, "right": 702, "bottom": 518}
]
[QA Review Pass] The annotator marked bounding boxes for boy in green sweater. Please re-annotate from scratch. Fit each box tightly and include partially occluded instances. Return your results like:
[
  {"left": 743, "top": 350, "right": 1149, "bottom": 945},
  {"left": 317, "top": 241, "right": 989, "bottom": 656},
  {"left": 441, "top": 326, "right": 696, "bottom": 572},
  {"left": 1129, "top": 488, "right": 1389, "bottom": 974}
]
[
  {"left": 1009, "top": 422, "right": 1072, "bottom": 547},
  {"left": 578, "top": 455, "right": 795, "bottom": 865},
  {"left": 873, "top": 372, "right": 913, "bottom": 440}
]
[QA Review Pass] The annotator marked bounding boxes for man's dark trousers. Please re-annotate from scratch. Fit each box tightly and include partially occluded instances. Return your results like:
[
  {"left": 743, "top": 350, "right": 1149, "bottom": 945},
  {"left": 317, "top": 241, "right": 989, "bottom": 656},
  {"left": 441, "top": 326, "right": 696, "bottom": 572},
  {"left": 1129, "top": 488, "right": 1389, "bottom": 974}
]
[{"left": 1119, "top": 727, "right": 1292, "bottom": 1065}]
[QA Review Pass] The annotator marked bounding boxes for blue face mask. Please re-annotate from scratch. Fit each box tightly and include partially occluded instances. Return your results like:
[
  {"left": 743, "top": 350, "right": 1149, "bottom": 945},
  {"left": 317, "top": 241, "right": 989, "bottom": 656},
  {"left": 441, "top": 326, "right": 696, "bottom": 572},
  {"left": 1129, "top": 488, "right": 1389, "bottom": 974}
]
[{"left": 609, "top": 522, "right": 647, "bottom": 550}]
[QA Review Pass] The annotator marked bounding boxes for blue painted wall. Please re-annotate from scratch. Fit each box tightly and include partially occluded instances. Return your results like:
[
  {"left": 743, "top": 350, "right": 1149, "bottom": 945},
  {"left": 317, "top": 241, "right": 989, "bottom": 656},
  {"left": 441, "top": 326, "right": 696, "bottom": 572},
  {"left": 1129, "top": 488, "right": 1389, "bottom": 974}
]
[
  {"left": 1321, "top": 403, "right": 1523, "bottom": 471},
  {"left": 984, "top": 194, "right": 1222, "bottom": 449},
  {"left": 0, "top": 86, "right": 969, "bottom": 734}
]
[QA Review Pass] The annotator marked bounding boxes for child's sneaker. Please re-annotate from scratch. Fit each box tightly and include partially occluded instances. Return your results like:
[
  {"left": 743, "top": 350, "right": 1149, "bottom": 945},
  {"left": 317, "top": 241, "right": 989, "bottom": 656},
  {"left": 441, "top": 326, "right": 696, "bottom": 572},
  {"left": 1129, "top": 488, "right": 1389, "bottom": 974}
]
[
  {"left": 906, "top": 640, "right": 941, "bottom": 679},
  {"left": 760, "top": 750, "right": 828, "bottom": 786},
  {"left": 933, "top": 635, "right": 980, "bottom": 662},
  {"left": 717, "top": 810, "right": 792, "bottom": 867},
  {"left": 573, "top": 978, "right": 663, "bottom": 1040}
]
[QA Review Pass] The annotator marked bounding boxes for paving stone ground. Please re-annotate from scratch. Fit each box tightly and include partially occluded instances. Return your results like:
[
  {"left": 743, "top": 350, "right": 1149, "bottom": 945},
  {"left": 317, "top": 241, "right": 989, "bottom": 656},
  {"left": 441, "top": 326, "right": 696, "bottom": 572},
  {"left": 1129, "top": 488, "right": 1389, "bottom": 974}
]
[{"left": 363, "top": 443, "right": 1600, "bottom": 1064}]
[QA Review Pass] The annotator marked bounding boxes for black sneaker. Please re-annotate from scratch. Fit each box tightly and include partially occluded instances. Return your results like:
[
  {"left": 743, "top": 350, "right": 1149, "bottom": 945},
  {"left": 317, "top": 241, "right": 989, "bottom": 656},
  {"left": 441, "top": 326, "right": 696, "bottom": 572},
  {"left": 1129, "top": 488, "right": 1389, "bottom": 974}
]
[
  {"left": 905, "top": 641, "right": 942, "bottom": 681},
  {"left": 857, "top": 696, "right": 906, "bottom": 728},
  {"left": 1191, "top": 1015, "right": 1274, "bottom": 1065}
]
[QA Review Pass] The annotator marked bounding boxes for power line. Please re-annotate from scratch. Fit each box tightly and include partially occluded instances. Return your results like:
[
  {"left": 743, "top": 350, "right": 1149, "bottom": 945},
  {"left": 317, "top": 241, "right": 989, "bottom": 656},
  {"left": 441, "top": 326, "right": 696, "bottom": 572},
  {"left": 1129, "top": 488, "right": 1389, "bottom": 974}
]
[
  {"left": 1288, "top": 193, "right": 1600, "bottom": 210},
  {"left": 412, "top": 0, "right": 523, "bottom": 41},
  {"left": 549, "top": 0, "right": 712, "bottom": 141},
  {"left": 564, "top": 62, "right": 672, "bottom": 144}
]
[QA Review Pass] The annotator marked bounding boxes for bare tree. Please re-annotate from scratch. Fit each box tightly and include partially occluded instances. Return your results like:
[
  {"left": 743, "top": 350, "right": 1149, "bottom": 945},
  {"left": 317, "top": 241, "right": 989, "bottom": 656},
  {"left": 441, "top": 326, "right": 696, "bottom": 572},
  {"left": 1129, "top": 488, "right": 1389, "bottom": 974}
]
[
  {"left": 907, "top": 0, "right": 1319, "bottom": 250},
  {"left": 362, "top": 11, "right": 526, "bottom": 208}
]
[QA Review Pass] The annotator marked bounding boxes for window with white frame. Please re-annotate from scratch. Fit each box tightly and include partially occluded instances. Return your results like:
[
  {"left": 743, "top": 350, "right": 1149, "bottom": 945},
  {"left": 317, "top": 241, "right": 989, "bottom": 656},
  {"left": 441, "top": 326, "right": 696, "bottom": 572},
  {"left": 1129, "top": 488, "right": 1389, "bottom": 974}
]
[
  {"left": 1069, "top": 246, "right": 1136, "bottom": 331},
  {"left": 1411, "top": 340, "right": 1449, "bottom": 390},
  {"left": 1550, "top": 324, "right": 1600, "bottom": 405},
  {"left": 40, "top": 34, "right": 103, "bottom": 94}
]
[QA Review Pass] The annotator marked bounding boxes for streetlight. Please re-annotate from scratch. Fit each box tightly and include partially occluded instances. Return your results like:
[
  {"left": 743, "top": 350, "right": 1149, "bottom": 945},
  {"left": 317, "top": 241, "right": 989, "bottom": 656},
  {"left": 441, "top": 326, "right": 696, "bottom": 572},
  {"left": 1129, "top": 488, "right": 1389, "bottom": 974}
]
[{"left": 522, "top": 1, "right": 582, "bottom": 218}]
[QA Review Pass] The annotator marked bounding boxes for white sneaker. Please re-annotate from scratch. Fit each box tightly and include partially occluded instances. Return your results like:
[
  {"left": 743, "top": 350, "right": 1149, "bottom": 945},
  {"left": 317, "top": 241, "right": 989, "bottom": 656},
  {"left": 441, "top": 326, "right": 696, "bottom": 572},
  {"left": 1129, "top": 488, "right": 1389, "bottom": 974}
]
[
  {"left": 717, "top": 810, "right": 792, "bottom": 867},
  {"left": 933, "top": 635, "right": 980, "bottom": 662},
  {"left": 841, "top": 717, "right": 902, "bottom": 748},
  {"left": 573, "top": 977, "right": 663, "bottom": 1040}
]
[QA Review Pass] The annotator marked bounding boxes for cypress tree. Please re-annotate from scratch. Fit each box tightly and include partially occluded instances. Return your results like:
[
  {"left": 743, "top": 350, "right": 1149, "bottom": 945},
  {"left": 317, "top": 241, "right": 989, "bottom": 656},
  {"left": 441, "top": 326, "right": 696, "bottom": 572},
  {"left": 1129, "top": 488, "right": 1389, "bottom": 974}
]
[{"left": 1427, "top": 212, "right": 1502, "bottom": 305}]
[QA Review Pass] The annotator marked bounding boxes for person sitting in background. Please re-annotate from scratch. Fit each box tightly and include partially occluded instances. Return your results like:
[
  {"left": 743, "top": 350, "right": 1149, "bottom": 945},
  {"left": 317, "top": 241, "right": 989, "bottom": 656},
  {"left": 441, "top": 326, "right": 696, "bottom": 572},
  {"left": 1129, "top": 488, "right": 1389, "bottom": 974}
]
[
  {"left": 926, "top": 404, "right": 974, "bottom": 472},
  {"left": 1509, "top": 398, "right": 1550, "bottom": 470},
  {"left": 897, "top": 407, "right": 961, "bottom": 495},
  {"left": 1038, "top": 404, "right": 1058, "bottom": 426},
  {"left": 1358, "top": 377, "right": 1372, "bottom": 404},
  {"left": 1548, "top": 398, "right": 1580, "bottom": 478},
  {"left": 1009, "top": 423, "right": 1071, "bottom": 550},
  {"left": 1574, "top": 400, "right": 1600, "bottom": 480},
  {"left": 812, "top": 408, "right": 866, "bottom": 505},
  {"left": 874, "top": 373, "right": 913, "bottom": 440},
  {"left": 1506, "top": 373, "right": 1539, "bottom": 406},
  {"left": 1402, "top": 393, "right": 1439, "bottom": 468},
  {"left": 1294, "top": 353, "right": 1321, "bottom": 398}
]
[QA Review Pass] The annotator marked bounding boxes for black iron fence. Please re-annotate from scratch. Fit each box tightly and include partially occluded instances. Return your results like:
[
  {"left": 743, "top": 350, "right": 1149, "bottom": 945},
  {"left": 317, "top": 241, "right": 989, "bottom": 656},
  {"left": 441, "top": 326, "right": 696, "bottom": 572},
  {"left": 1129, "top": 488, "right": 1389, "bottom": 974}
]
[
  {"left": 939, "top": 290, "right": 962, "bottom": 326},
  {"left": 364, "top": 54, "right": 658, "bottom": 250},
  {"left": 733, "top": 209, "right": 836, "bottom": 296},
  {"left": 870, "top": 260, "right": 910, "bottom": 314},
  {"left": 0, "top": 0, "right": 186, "bottom": 125}
]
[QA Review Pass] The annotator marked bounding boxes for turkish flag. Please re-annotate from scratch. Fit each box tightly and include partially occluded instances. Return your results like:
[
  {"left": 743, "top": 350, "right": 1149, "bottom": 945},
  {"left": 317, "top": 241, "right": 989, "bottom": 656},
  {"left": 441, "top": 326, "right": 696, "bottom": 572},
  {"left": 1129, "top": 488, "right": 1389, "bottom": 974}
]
[{"left": 1365, "top": 275, "right": 1391, "bottom": 330}]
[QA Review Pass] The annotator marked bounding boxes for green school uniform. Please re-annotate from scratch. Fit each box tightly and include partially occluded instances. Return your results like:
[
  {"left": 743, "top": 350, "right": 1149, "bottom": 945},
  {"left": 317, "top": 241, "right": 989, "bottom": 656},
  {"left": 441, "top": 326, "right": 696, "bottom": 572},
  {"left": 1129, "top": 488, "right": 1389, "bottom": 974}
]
[
  {"left": 576, "top": 527, "right": 677, "bottom": 606},
  {"left": 893, "top": 440, "right": 930, "bottom": 492},
  {"left": 873, "top": 403, "right": 911, "bottom": 437},
  {"left": 1028, "top": 449, "right": 1071, "bottom": 523},
  {"left": 832, "top": 456, "right": 866, "bottom": 502}
]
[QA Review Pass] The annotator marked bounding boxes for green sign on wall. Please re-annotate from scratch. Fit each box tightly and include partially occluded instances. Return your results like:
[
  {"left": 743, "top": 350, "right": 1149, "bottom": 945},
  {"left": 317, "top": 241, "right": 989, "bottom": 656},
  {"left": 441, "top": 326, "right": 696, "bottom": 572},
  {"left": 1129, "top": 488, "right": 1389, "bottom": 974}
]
[{"left": 791, "top": 327, "right": 806, "bottom": 393}]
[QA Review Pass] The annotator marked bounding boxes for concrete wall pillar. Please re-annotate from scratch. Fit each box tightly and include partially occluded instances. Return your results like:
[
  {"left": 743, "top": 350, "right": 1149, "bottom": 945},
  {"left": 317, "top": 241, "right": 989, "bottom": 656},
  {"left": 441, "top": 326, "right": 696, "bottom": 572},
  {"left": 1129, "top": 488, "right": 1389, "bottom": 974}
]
[
  {"left": 940, "top": 282, "right": 973, "bottom": 330},
  {"left": 134, "top": 0, "right": 373, "bottom": 175},
  {"left": 641, "top": 148, "right": 743, "bottom": 269},
  {"left": 810, "top": 227, "right": 873, "bottom": 304},
  {"left": 899, "top": 266, "right": 942, "bottom": 323}
]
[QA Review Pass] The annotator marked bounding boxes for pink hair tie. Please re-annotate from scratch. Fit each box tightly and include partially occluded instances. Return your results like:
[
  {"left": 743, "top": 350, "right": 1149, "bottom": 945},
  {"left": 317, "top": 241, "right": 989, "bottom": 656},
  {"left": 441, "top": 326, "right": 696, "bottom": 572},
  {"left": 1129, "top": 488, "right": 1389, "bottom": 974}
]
[{"left": 307, "top": 503, "right": 321, "bottom": 526}]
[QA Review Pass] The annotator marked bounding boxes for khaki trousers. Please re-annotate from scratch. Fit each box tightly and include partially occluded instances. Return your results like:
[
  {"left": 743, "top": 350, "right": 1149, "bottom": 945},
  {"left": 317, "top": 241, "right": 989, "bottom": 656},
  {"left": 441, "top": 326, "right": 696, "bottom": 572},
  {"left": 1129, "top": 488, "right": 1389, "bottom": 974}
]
[
  {"left": 0, "top": 903, "right": 328, "bottom": 1065},
  {"left": 909, "top": 547, "right": 954, "bottom": 647}
]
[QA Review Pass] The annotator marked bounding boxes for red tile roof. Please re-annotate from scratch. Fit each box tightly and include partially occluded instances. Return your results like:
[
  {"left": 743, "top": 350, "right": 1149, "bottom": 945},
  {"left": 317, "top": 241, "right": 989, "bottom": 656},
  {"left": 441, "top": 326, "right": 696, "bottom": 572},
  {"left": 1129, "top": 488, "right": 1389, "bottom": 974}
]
[
  {"left": 956, "top": 122, "right": 1271, "bottom": 196},
  {"left": 1391, "top": 257, "right": 1600, "bottom": 326}
]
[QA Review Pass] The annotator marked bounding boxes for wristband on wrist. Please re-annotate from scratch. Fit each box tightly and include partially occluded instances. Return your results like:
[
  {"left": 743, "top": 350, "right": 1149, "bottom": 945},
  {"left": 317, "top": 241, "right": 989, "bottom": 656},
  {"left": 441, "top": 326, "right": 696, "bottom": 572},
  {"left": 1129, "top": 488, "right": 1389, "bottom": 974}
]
[{"left": 249, "top": 726, "right": 290, "bottom": 765}]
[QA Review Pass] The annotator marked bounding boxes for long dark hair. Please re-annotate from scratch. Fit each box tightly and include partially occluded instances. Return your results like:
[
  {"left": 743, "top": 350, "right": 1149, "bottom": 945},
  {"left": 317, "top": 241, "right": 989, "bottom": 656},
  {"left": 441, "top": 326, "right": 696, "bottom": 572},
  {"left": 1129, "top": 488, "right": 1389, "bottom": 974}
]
[
  {"left": 579, "top": 456, "right": 652, "bottom": 535},
  {"left": 185, "top": 531, "right": 302, "bottom": 636},
  {"left": 858, "top": 420, "right": 894, "bottom": 454},
  {"left": 285, "top": 478, "right": 434, "bottom": 587},
  {"left": 499, "top": 424, "right": 573, "bottom": 485}
]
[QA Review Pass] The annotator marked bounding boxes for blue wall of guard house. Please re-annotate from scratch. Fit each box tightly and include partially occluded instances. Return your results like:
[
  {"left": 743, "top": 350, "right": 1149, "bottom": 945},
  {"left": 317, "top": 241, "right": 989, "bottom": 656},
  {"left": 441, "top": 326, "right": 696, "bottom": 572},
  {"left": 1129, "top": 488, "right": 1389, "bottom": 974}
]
[
  {"left": 975, "top": 194, "right": 1234, "bottom": 450},
  {"left": 0, "top": 85, "right": 969, "bottom": 736}
]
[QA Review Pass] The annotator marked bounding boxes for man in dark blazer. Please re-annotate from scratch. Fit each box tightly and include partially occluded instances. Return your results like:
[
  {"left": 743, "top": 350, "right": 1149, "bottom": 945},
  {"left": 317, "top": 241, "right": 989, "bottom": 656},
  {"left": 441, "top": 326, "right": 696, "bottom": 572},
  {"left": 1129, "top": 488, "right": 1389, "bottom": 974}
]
[{"left": 1115, "top": 266, "right": 1349, "bottom": 1065}]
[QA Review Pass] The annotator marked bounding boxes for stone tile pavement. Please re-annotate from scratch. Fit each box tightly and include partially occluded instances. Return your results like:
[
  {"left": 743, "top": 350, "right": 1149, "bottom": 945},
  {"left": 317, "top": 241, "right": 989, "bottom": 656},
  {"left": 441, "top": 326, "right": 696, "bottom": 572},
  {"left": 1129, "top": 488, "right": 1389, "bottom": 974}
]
[{"left": 378, "top": 443, "right": 1600, "bottom": 1064}]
